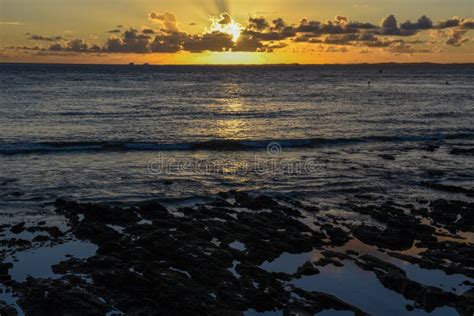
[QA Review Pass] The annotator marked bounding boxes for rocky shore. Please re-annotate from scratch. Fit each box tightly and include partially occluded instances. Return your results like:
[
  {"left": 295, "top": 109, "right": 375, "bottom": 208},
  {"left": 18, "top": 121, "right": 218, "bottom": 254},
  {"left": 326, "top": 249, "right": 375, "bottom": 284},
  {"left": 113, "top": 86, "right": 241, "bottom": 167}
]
[{"left": 0, "top": 191, "right": 473, "bottom": 315}]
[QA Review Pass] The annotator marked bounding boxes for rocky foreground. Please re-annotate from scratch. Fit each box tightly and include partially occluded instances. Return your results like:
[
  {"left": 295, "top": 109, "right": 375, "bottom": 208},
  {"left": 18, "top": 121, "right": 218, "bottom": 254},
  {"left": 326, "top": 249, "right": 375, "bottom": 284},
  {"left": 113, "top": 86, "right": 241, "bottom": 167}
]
[{"left": 0, "top": 191, "right": 473, "bottom": 315}]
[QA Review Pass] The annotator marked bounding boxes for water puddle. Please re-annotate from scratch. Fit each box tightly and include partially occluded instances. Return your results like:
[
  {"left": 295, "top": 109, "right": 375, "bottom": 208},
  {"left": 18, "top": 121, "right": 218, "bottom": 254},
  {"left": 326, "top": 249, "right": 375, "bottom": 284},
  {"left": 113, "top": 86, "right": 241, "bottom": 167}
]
[
  {"left": 290, "top": 261, "right": 459, "bottom": 316},
  {"left": 6, "top": 240, "right": 98, "bottom": 282}
]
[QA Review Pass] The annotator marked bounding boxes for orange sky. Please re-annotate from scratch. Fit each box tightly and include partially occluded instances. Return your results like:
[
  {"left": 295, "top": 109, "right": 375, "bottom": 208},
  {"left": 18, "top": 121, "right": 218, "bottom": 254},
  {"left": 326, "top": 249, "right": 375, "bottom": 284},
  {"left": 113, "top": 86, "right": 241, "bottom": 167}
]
[{"left": 1, "top": 0, "right": 473, "bottom": 64}]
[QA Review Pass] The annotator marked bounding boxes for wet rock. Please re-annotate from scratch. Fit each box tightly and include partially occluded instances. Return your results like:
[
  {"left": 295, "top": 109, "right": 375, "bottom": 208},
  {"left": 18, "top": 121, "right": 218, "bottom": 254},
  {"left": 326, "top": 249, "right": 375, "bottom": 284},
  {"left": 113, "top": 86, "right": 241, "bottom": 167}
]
[
  {"left": 353, "top": 225, "right": 415, "bottom": 250},
  {"left": 32, "top": 235, "right": 50, "bottom": 242},
  {"left": 234, "top": 192, "right": 280, "bottom": 210},
  {"left": 429, "top": 199, "right": 474, "bottom": 232},
  {"left": 378, "top": 270, "right": 463, "bottom": 312},
  {"left": 356, "top": 254, "right": 405, "bottom": 275},
  {"left": 16, "top": 278, "right": 111, "bottom": 316},
  {"left": 0, "top": 262, "right": 13, "bottom": 283},
  {"left": 10, "top": 223, "right": 25, "bottom": 234},
  {"left": 294, "top": 262, "right": 320, "bottom": 277},
  {"left": 379, "top": 154, "right": 396, "bottom": 161},
  {"left": 0, "top": 300, "right": 17, "bottom": 316},
  {"left": 322, "top": 225, "right": 350, "bottom": 246},
  {"left": 449, "top": 147, "right": 474, "bottom": 156},
  {"left": 291, "top": 288, "right": 369, "bottom": 316},
  {"left": 27, "top": 226, "right": 64, "bottom": 238},
  {"left": 424, "top": 183, "right": 474, "bottom": 197}
]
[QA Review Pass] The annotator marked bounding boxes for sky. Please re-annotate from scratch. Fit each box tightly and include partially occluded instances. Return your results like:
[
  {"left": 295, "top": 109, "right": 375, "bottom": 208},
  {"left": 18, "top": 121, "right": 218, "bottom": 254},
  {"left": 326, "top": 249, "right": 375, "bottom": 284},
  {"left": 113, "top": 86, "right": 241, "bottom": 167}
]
[{"left": 0, "top": 0, "right": 473, "bottom": 64}]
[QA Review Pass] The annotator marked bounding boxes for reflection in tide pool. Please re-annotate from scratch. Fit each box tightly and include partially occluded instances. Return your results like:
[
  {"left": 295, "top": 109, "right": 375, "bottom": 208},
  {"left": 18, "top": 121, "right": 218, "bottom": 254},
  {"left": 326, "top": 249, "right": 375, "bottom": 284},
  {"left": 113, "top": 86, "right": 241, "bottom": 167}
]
[
  {"left": 290, "top": 261, "right": 458, "bottom": 316},
  {"left": 260, "top": 249, "right": 465, "bottom": 316},
  {"left": 6, "top": 240, "right": 98, "bottom": 282}
]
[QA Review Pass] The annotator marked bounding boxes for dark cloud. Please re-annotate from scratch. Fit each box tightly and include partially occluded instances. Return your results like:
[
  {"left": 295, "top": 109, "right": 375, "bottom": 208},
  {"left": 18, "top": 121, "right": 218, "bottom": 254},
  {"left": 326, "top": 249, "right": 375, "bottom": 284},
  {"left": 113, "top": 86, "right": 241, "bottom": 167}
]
[
  {"left": 46, "top": 39, "right": 101, "bottom": 53},
  {"left": 12, "top": 12, "right": 472, "bottom": 56},
  {"left": 234, "top": 34, "right": 265, "bottom": 52},
  {"left": 378, "top": 15, "right": 417, "bottom": 35},
  {"left": 150, "top": 32, "right": 187, "bottom": 53},
  {"left": 105, "top": 29, "right": 151, "bottom": 53},
  {"left": 436, "top": 17, "right": 474, "bottom": 29},
  {"left": 446, "top": 29, "right": 469, "bottom": 47},
  {"left": 323, "top": 32, "right": 378, "bottom": 45},
  {"left": 183, "top": 32, "right": 234, "bottom": 52},
  {"left": 28, "top": 35, "right": 63, "bottom": 41},
  {"left": 248, "top": 17, "right": 269, "bottom": 31},
  {"left": 400, "top": 15, "right": 433, "bottom": 31},
  {"left": 142, "top": 29, "right": 155, "bottom": 35},
  {"left": 461, "top": 19, "right": 474, "bottom": 29},
  {"left": 218, "top": 13, "right": 232, "bottom": 25},
  {"left": 149, "top": 12, "right": 179, "bottom": 33},
  {"left": 294, "top": 16, "right": 377, "bottom": 38}
]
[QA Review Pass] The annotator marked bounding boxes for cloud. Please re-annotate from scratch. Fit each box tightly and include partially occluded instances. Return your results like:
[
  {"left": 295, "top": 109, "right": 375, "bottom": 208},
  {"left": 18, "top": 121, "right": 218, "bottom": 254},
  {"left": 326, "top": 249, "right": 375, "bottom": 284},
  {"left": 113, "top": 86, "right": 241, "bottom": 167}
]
[
  {"left": 47, "top": 39, "right": 101, "bottom": 53},
  {"left": 248, "top": 17, "right": 270, "bottom": 31},
  {"left": 28, "top": 35, "right": 64, "bottom": 41},
  {"left": 218, "top": 13, "right": 232, "bottom": 25},
  {"left": 0, "top": 21, "right": 22, "bottom": 25},
  {"left": 446, "top": 29, "right": 469, "bottom": 47},
  {"left": 385, "top": 43, "right": 432, "bottom": 54},
  {"left": 105, "top": 29, "right": 151, "bottom": 53},
  {"left": 9, "top": 12, "right": 472, "bottom": 57},
  {"left": 400, "top": 15, "right": 433, "bottom": 30},
  {"left": 149, "top": 12, "right": 179, "bottom": 33},
  {"left": 150, "top": 32, "right": 186, "bottom": 53},
  {"left": 326, "top": 46, "right": 349, "bottom": 53},
  {"left": 142, "top": 29, "right": 155, "bottom": 35},
  {"left": 380, "top": 15, "right": 400, "bottom": 35},
  {"left": 183, "top": 32, "right": 234, "bottom": 52},
  {"left": 436, "top": 17, "right": 474, "bottom": 29}
]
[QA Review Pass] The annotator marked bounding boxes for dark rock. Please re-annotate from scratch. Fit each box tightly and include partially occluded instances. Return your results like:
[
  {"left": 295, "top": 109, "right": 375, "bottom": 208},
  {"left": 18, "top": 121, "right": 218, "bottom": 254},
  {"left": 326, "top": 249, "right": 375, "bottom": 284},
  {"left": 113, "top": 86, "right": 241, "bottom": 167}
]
[
  {"left": 322, "top": 225, "right": 350, "bottom": 246},
  {"left": 294, "top": 262, "right": 320, "bottom": 277},
  {"left": 234, "top": 192, "right": 280, "bottom": 210},
  {"left": 379, "top": 154, "right": 396, "bottom": 161},
  {"left": 449, "top": 147, "right": 474, "bottom": 156},
  {"left": 17, "top": 279, "right": 111, "bottom": 316},
  {"left": 353, "top": 225, "right": 415, "bottom": 250},
  {"left": 0, "top": 300, "right": 17, "bottom": 316},
  {"left": 32, "top": 235, "right": 50, "bottom": 242},
  {"left": 424, "top": 183, "right": 474, "bottom": 197},
  {"left": 10, "top": 223, "right": 25, "bottom": 234},
  {"left": 429, "top": 199, "right": 474, "bottom": 232}
]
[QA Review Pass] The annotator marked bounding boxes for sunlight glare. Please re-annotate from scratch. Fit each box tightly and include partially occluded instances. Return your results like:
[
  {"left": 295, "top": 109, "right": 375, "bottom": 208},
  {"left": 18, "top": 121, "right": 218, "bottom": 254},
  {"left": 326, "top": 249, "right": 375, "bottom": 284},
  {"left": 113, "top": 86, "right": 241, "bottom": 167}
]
[{"left": 208, "top": 14, "right": 242, "bottom": 42}]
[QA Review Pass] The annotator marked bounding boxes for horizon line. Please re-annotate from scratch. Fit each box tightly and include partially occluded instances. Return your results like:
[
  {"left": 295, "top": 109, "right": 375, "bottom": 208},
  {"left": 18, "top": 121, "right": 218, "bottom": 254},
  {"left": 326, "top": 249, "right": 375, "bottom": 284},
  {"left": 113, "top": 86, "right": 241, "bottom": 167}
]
[{"left": 1, "top": 61, "right": 474, "bottom": 67}]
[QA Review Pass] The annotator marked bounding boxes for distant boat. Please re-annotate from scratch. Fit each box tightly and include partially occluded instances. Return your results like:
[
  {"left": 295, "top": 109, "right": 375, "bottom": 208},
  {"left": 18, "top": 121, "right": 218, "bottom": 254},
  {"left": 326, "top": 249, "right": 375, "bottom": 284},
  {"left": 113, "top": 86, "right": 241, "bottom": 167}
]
[
  {"left": 144, "top": 63, "right": 149, "bottom": 66},
  {"left": 129, "top": 62, "right": 134, "bottom": 66}
]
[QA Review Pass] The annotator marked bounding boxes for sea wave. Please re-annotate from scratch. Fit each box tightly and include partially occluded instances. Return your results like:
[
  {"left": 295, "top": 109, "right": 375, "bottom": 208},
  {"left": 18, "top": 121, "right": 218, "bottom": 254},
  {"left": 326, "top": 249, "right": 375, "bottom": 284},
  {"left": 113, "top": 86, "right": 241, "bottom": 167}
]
[{"left": 0, "top": 132, "right": 472, "bottom": 155}]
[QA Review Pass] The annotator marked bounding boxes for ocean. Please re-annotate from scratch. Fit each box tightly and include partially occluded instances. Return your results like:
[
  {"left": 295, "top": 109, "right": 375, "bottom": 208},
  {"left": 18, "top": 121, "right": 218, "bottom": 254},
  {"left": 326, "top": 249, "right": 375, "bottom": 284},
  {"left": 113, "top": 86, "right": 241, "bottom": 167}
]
[{"left": 1, "top": 63, "right": 472, "bottom": 210}]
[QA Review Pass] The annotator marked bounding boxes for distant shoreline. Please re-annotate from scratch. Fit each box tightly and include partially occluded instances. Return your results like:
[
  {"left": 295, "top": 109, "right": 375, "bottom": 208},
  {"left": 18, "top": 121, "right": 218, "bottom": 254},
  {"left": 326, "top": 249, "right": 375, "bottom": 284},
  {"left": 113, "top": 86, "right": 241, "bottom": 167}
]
[{"left": 1, "top": 61, "right": 473, "bottom": 67}]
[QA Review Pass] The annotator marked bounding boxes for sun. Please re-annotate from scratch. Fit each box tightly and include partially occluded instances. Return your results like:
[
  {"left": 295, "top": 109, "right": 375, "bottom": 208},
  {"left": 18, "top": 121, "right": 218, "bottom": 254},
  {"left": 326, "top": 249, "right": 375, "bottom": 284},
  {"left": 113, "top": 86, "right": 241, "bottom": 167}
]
[{"left": 208, "top": 14, "right": 242, "bottom": 42}]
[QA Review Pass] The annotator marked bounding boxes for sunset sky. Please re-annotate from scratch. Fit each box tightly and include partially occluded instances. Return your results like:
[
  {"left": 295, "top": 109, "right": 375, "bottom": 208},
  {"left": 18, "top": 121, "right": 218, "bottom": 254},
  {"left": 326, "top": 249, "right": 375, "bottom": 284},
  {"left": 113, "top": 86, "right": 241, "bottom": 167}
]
[{"left": 0, "top": 0, "right": 473, "bottom": 64}]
